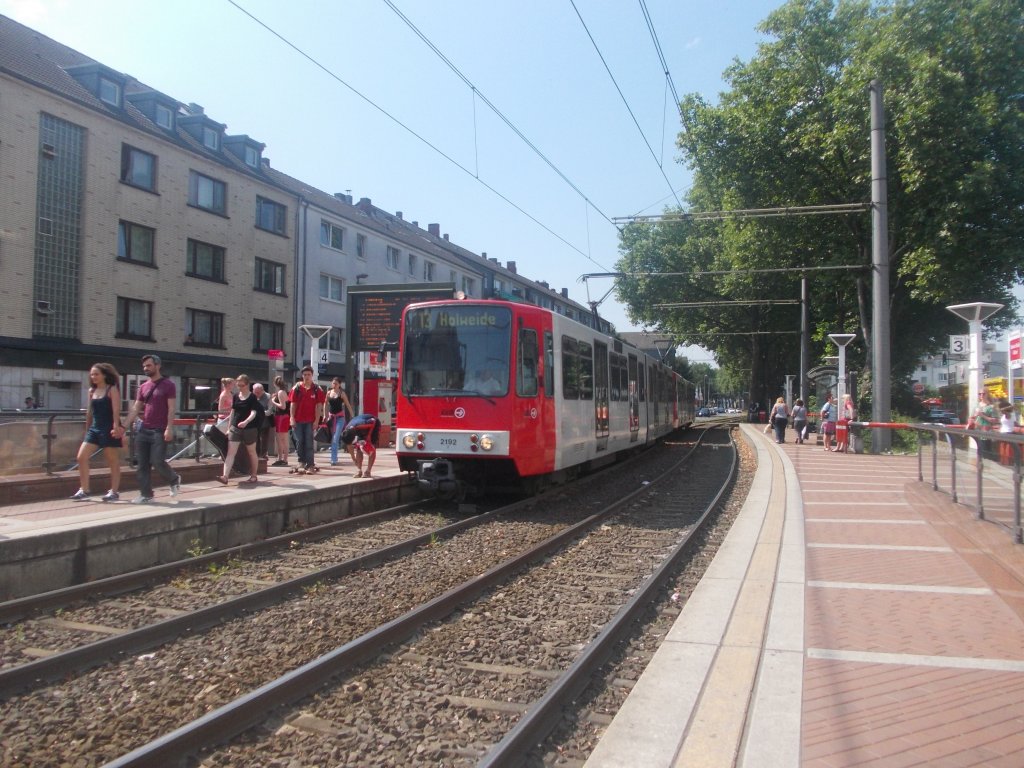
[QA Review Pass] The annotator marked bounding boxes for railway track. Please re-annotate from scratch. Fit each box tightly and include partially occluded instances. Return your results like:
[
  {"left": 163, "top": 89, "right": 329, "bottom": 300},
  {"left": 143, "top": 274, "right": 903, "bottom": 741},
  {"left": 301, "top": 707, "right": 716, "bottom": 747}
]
[{"left": 1, "top": 425, "right": 739, "bottom": 767}]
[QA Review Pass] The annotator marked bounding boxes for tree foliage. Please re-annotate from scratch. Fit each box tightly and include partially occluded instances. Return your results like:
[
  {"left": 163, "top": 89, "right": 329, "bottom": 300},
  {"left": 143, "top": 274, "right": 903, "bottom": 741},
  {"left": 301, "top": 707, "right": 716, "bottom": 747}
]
[{"left": 616, "top": 0, "right": 1024, "bottom": 406}]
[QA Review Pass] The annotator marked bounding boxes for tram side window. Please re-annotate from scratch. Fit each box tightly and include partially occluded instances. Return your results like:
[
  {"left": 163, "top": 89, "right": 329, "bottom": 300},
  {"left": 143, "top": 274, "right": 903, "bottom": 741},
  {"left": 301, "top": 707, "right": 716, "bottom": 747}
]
[
  {"left": 610, "top": 353, "right": 627, "bottom": 401},
  {"left": 562, "top": 336, "right": 580, "bottom": 399},
  {"left": 517, "top": 328, "right": 539, "bottom": 397},
  {"left": 561, "top": 335, "right": 593, "bottom": 400},
  {"left": 578, "top": 341, "right": 594, "bottom": 400},
  {"left": 638, "top": 361, "right": 646, "bottom": 402}
]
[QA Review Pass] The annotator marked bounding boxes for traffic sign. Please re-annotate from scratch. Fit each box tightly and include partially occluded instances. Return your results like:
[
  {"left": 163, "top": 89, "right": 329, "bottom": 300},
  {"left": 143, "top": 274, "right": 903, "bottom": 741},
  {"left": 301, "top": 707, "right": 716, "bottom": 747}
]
[
  {"left": 949, "top": 335, "right": 968, "bottom": 356},
  {"left": 913, "top": 382, "right": 924, "bottom": 394}
]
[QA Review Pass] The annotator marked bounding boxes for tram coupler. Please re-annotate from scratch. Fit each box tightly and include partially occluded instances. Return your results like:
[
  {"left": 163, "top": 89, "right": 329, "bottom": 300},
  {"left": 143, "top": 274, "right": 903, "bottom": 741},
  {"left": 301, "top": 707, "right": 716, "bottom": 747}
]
[{"left": 416, "top": 458, "right": 458, "bottom": 495}]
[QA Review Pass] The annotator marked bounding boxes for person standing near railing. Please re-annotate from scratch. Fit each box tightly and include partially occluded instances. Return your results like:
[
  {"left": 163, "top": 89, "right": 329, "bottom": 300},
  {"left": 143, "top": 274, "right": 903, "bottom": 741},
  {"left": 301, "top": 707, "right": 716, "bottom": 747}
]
[
  {"left": 70, "top": 363, "right": 125, "bottom": 502},
  {"left": 998, "top": 398, "right": 1016, "bottom": 466}
]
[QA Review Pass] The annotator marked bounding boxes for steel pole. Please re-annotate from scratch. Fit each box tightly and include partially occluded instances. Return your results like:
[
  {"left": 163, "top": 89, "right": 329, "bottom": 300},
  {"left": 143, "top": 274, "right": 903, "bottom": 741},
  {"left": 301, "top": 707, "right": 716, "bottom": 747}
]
[{"left": 870, "top": 80, "right": 891, "bottom": 452}]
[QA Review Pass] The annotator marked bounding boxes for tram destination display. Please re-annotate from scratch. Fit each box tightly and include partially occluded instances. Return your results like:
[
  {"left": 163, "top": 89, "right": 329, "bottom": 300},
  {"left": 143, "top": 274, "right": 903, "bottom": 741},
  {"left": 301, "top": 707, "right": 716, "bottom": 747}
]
[{"left": 350, "top": 288, "right": 452, "bottom": 352}]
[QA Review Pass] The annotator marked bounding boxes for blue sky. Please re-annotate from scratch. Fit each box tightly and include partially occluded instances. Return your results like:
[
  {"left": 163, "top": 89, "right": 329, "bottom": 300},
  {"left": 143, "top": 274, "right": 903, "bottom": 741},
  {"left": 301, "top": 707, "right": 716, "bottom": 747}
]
[{"left": 1, "top": 0, "right": 785, "bottom": 363}]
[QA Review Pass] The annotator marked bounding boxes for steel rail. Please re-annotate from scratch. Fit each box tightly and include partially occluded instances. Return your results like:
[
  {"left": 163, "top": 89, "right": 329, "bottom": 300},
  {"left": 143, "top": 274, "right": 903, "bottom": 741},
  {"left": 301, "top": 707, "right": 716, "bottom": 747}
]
[
  {"left": 0, "top": 501, "right": 507, "bottom": 698},
  {"left": 479, "top": 426, "right": 738, "bottom": 766},
  {"left": 101, "top": 428, "right": 715, "bottom": 768}
]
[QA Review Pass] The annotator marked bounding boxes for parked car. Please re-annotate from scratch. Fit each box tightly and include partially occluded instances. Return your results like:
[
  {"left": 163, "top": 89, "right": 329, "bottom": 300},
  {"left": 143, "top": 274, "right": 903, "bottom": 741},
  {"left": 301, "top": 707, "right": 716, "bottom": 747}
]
[
  {"left": 923, "top": 409, "right": 960, "bottom": 425},
  {"left": 697, "top": 407, "right": 713, "bottom": 417}
]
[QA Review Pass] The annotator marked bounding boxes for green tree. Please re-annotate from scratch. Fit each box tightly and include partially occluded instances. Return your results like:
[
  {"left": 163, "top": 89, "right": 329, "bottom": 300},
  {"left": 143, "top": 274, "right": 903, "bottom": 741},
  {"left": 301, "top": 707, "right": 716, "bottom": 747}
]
[{"left": 616, "top": 0, "right": 1024, "bottom": 405}]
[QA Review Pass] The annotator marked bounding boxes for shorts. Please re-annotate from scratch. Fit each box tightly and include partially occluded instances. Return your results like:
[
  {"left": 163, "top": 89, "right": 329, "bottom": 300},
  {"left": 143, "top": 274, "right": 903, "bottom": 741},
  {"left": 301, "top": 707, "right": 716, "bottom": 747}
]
[
  {"left": 228, "top": 426, "right": 259, "bottom": 445},
  {"left": 823, "top": 421, "right": 836, "bottom": 435},
  {"left": 84, "top": 427, "right": 123, "bottom": 449}
]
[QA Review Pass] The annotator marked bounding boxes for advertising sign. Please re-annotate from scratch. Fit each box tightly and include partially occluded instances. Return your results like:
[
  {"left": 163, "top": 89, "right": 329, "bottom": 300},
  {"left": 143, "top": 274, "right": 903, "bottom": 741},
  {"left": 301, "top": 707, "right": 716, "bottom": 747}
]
[{"left": 1010, "top": 330, "right": 1022, "bottom": 371}]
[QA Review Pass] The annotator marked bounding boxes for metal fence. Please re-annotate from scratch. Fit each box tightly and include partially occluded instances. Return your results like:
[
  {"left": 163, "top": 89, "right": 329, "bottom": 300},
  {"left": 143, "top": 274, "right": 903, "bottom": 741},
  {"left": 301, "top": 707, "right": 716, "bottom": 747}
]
[
  {"left": 0, "top": 411, "right": 221, "bottom": 477},
  {"left": 913, "top": 424, "right": 1024, "bottom": 544}
]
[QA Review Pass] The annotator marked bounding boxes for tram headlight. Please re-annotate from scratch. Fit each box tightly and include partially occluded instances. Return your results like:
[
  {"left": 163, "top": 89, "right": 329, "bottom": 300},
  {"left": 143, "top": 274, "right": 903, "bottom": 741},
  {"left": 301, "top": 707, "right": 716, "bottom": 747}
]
[
  {"left": 402, "top": 432, "right": 416, "bottom": 449},
  {"left": 479, "top": 434, "right": 494, "bottom": 451}
]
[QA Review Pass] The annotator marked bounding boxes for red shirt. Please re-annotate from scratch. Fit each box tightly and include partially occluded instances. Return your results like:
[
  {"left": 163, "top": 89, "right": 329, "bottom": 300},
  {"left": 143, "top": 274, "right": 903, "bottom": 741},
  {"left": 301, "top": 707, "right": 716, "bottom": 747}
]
[{"left": 290, "top": 383, "right": 325, "bottom": 423}]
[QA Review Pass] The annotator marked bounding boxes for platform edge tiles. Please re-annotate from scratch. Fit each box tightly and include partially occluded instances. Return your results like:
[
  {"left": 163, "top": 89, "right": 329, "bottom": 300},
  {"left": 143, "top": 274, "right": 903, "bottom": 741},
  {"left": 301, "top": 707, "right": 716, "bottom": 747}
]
[{"left": 584, "top": 425, "right": 804, "bottom": 768}]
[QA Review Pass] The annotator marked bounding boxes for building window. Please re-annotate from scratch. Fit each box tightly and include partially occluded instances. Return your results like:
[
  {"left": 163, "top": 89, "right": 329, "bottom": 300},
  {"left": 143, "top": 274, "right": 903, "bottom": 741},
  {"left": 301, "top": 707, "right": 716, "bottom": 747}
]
[
  {"left": 255, "top": 257, "right": 286, "bottom": 295},
  {"left": 120, "top": 145, "right": 156, "bottom": 191},
  {"left": 320, "top": 220, "right": 344, "bottom": 250},
  {"left": 407, "top": 253, "right": 417, "bottom": 276},
  {"left": 450, "top": 269, "right": 457, "bottom": 284},
  {"left": 462, "top": 276, "right": 476, "bottom": 297},
  {"left": 117, "top": 221, "right": 155, "bottom": 265},
  {"left": 256, "top": 196, "right": 287, "bottom": 235},
  {"left": 386, "top": 245, "right": 400, "bottom": 270},
  {"left": 244, "top": 145, "right": 259, "bottom": 168},
  {"left": 254, "top": 319, "right": 284, "bottom": 353},
  {"left": 188, "top": 171, "right": 226, "bottom": 215},
  {"left": 155, "top": 104, "right": 174, "bottom": 130},
  {"left": 423, "top": 261, "right": 435, "bottom": 281},
  {"left": 319, "top": 273, "right": 345, "bottom": 302},
  {"left": 186, "top": 238, "right": 226, "bottom": 282},
  {"left": 326, "top": 327, "right": 344, "bottom": 352},
  {"left": 202, "top": 125, "right": 219, "bottom": 150},
  {"left": 99, "top": 77, "right": 121, "bottom": 107},
  {"left": 356, "top": 233, "right": 366, "bottom": 259},
  {"left": 187, "top": 308, "right": 224, "bottom": 347},
  {"left": 115, "top": 297, "right": 152, "bottom": 340}
]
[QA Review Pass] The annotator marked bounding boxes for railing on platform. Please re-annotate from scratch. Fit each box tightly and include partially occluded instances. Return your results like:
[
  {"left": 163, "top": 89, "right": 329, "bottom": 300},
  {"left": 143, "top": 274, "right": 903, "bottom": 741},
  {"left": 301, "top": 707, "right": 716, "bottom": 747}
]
[{"left": 0, "top": 411, "right": 222, "bottom": 477}]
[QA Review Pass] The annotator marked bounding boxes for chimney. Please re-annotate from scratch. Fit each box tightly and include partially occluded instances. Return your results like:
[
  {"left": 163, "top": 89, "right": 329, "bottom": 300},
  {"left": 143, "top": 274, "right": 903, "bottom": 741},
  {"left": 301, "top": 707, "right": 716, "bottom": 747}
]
[
  {"left": 188, "top": 102, "right": 204, "bottom": 114},
  {"left": 334, "top": 193, "right": 353, "bottom": 204},
  {"left": 481, "top": 252, "right": 487, "bottom": 259},
  {"left": 261, "top": 157, "right": 271, "bottom": 168},
  {"left": 428, "top": 223, "right": 440, "bottom": 237},
  {"left": 359, "top": 197, "right": 372, "bottom": 206},
  {"left": 395, "top": 211, "right": 403, "bottom": 220},
  {"left": 539, "top": 281, "right": 549, "bottom": 289},
  {"left": 443, "top": 234, "right": 449, "bottom": 241},
  {"left": 412, "top": 221, "right": 418, "bottom": 228},
  {"left": 561, "top": 288, "right": 569, "bottom": 298},
  {"left": 507, "top": 261, "right": 517, "bottom": 273}
]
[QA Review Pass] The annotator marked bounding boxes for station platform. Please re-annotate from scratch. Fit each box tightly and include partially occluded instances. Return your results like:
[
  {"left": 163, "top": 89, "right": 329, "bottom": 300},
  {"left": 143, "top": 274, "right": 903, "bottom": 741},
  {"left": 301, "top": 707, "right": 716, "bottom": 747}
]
[
  {"left": 586, "top": 422, "right": 1024, "bottom": 768},
  {"left": 0, "top": 448, "right": 416, "bottom": 599}
]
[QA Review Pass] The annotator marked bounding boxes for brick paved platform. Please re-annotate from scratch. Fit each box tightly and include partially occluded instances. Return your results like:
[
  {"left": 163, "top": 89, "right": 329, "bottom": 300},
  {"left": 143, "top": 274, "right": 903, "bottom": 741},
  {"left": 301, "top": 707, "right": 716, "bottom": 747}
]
[{"left": 586, "top": 423, "right": 1024, "bottom": 768}]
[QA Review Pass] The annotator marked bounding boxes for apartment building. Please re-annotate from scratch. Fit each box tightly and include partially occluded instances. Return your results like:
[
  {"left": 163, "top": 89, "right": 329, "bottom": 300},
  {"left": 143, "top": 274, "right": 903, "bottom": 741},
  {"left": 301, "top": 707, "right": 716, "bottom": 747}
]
[{"left": 0, "top": 14, "right": 607, "bottom": 413}]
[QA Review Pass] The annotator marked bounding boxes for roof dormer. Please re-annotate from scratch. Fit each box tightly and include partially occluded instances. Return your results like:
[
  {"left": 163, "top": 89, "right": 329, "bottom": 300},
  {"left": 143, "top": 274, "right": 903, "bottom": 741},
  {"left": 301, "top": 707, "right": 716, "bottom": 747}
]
[
  {"left": 223, "top": 134, "right": 266, "bottom": 171},
  {"left": 63, "top": 62, "right": 128, "bottom": 109},
  {"left": 126, "top": 89, "right": 180, "bottom": 133},
  {"left": 179, "top": 108, "right": 226, "bottom": 152}
]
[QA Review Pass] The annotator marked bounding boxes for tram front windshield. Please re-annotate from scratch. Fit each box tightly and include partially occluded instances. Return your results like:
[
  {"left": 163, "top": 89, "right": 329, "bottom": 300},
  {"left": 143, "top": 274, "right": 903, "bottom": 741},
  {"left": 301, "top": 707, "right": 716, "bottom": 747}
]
[{"left": 402, "top": 306, "right": 511, "bottom": 397}]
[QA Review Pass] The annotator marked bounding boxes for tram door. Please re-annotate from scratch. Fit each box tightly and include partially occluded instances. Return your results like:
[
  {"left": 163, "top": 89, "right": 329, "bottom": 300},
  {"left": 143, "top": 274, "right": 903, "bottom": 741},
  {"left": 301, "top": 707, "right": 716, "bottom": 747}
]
[
  {"left": 514, "top": 324, "right": 548, "bottom": 474},
  {"left": 628, "top": 354, "right": 640, "bottom": 442},
  {"left": 593, "top": 341, "right": 609, "bottom": 451}
]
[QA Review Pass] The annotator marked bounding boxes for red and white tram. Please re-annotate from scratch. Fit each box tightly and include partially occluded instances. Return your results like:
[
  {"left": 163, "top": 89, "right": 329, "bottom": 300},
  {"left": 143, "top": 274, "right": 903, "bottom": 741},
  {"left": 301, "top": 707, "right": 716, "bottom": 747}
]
[{"left": 395, "top": 298, "right": 695, "bottom": 497}]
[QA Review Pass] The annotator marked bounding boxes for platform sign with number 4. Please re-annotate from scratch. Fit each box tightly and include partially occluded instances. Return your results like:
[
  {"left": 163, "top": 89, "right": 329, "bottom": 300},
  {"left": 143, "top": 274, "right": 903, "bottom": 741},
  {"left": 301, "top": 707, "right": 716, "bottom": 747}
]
[{"left": 949, "top": 335, "right": 968, "bottom": 356}]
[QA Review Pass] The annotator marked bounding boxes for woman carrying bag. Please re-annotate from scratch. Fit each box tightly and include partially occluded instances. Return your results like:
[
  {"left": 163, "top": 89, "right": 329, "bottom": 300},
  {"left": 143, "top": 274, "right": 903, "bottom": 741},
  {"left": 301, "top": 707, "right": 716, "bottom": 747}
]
[{"left": 769, "top": 396, "right": 789, "bottom": 444}]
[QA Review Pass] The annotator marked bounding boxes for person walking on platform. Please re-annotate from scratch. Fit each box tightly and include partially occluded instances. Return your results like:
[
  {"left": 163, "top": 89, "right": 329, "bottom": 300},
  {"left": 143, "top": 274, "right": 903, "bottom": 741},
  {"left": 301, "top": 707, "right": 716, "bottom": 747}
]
[
  {"left": 215, "top": 374, "right": 264, "bottom": 486},
  {"left": 326, "top": 377, "right": 353, "bottom": 467},
  {"left": 124, "top": 354, "right": 181, "bottom": 503},
  {"left": 820, "top": 393, "right": 837, "bottom": 451},
  {"left": 216, "top": 377, "right": 234, "bottom": 430},
  {"left": 252, "top": 382, "right": 273, "bottom": 460},
  {"left": 791, "top": 399, "right": 808, "bottom": 444},
  {"left": 71, "top": 363, "right": 126, "bottom": 501},
  {"left": 270, "top": 375, "right": 291, "bottom": 466},
  {"left": 769, "top": 396, "right": 789, "bottom": 443},
  {"left": 289, "top": 365, "right": 325, "bottom": 474},
  {"left": 342, "top": 413, "right": 381, "bottom": 478}
]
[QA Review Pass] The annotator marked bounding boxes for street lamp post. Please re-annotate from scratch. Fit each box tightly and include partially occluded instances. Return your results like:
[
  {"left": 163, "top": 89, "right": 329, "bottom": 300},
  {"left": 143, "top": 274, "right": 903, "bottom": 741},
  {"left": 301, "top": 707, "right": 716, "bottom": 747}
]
[
  {"left": 946, "top": 302, "right": 1003, "bottom": 414},
  {"left": 828, "top": 333, "right": 856, "bottom": 405}
]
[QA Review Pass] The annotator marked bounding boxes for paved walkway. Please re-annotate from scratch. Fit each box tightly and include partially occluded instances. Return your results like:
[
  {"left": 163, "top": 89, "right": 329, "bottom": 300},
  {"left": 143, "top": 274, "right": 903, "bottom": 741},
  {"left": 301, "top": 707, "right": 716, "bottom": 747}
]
[
  {"left": 0, "top": 449, "right": 406, "bottom": 541},
  {"left": 586, "top": 423, "right": 1024, "bottom": 768}
]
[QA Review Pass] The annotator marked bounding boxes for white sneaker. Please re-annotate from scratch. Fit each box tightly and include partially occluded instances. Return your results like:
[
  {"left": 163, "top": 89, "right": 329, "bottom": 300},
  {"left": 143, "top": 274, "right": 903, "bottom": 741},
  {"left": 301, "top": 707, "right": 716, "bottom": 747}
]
[
  {"left": 70, "top": 489, "right": 89, "bottom": 501},
  {"left": 101, "top": 490, "right": 120, "bottom": 502},
  {"left": 169, "top": 477, "right": 181, "bottom": 497},
  {"left": 132, "top": 495, "right": 153, "bottom": 504}
]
